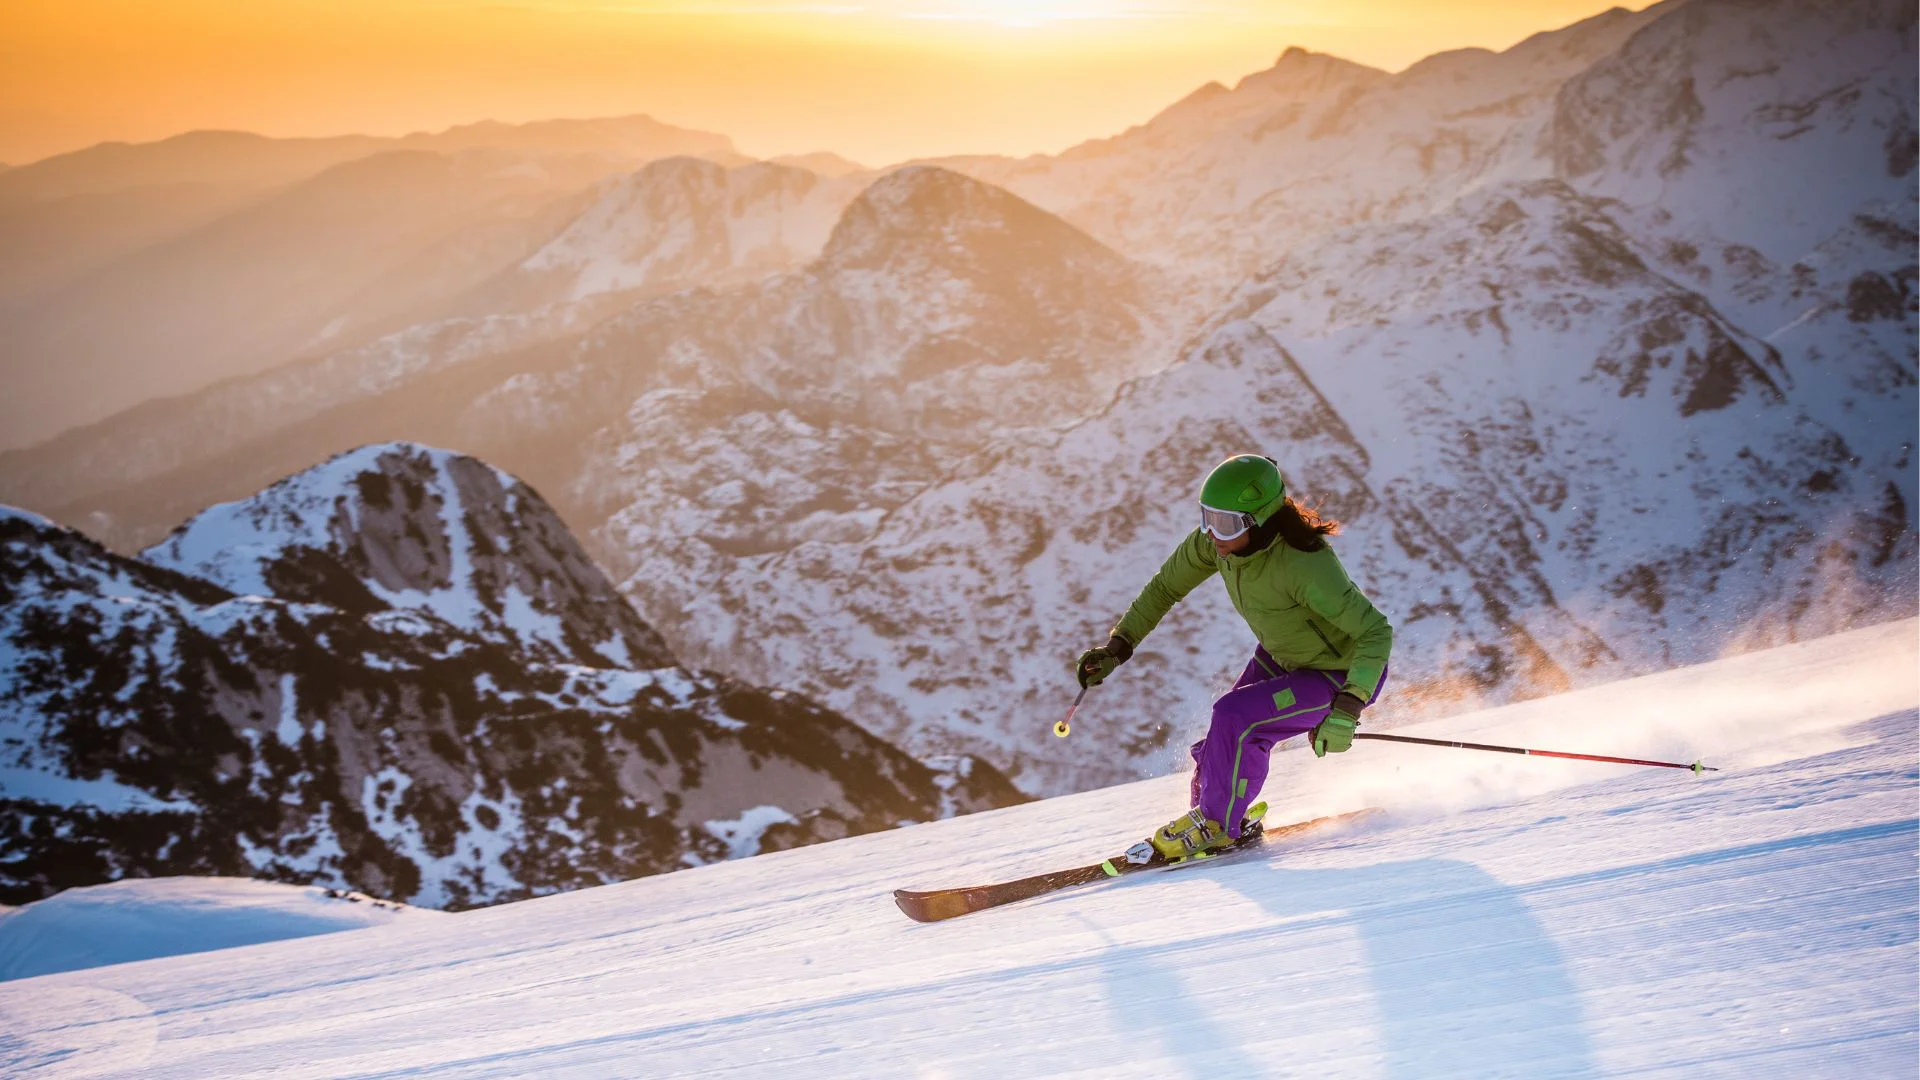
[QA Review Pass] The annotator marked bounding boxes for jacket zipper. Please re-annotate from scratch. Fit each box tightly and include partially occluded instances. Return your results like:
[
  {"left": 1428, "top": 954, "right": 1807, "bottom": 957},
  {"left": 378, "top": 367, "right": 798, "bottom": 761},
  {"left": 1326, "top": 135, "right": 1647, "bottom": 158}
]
[{"left": 1307, "top": 620, "right": 1337, "bottom": 654}]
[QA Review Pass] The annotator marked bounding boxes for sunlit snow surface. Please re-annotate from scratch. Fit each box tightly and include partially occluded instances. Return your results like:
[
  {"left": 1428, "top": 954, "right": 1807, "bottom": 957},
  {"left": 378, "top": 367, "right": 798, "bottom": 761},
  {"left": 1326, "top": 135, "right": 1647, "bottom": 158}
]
[
  {"left": 0, "top": 879, "right": 438, "bottom": 984},
  {"left": 2, "top": 621, "right": 1914, "bottom": 1078}
]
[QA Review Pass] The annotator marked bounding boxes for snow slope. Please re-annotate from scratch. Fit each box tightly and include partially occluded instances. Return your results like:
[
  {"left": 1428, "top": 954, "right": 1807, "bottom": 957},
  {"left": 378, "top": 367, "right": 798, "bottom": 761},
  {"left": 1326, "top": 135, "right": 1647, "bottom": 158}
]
[
  {"left": 0, "top": 878, "right": 438, "bottom": 983},
  {"left": 2, "top": 619, "right": 1912, "bottom": 1078}
]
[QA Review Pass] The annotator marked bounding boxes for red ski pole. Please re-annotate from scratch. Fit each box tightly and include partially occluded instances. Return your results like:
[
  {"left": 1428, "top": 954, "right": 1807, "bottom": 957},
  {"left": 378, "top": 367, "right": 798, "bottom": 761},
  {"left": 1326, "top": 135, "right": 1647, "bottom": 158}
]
[
  {"left": 1353, "top": 732, "right": 1717, "bottom": 774},
  {"left": 1053, "top": 686, "right": 1088, "bottom": 739}
]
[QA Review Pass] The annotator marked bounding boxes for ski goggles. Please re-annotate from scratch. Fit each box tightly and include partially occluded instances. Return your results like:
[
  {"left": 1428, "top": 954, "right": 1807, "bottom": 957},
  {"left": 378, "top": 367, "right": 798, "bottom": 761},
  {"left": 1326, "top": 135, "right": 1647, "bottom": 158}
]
[{"left": 1200, "top": 503, "right": 1257, "bottom": 541}]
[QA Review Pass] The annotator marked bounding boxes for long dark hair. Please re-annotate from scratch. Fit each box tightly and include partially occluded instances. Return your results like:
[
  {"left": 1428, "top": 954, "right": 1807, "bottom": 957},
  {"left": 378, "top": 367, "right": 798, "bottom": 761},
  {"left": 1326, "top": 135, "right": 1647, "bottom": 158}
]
[{"left": 1251, "top": 497, "right": 1341, "bottom": 553}]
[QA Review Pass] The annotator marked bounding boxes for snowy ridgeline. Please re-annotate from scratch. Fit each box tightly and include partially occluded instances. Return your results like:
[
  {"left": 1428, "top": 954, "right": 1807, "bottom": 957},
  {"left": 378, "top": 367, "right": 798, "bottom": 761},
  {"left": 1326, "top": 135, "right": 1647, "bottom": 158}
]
[{"left": 1, "top": 620, "right": 1912, "bottom": 1077}]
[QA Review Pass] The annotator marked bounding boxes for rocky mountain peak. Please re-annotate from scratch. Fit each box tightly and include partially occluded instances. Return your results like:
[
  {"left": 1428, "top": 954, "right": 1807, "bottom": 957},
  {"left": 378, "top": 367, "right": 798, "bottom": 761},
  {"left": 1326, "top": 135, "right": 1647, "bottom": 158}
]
[
  {"left": 726, "top": 158, "right": 824, "bottom": 199},
  {"left": 1, "top": 504, "right": 231, "bottom": 615},
  {"left": 1238, "top": 46, "right": 1387, "bottom": 94},
  {"left": 1150, "top": 47, "right": 1386, "bottom": 132},
  {"left": 510, "top": 155, "right": 851, "bottom": 306},
  {"left": 820, "top": 165, "right": 1131, "bottom": 280},
  {"left": 766, "top": 151, "right": 868, "bottom": 178},
  {"left": 632, "top": 153, "right": 728, "bottom": 188},
  {"left": 1263, "top": 45, "right": 1384, "bottom": 79},
  {"left": 394, "top": 113, "right": 739, "bottom": 160},
  {"left": 142, "top": 442, "right": 674, "bottom": 670}
]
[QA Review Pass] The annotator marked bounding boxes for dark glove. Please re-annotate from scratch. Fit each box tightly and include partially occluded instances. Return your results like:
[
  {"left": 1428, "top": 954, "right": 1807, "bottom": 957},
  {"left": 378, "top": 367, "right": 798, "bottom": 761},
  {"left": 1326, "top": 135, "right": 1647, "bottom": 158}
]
[
  {"left": 1074, "top": 635, "right": 1134, "bottom": 688},
  {"left": 1310, "top": 691, "right": 1367, "bottom": 757}
]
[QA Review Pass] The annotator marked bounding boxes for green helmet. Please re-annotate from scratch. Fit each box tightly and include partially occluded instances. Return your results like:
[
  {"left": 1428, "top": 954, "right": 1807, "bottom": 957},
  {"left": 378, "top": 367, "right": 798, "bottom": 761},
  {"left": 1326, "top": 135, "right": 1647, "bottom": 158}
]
[{"left": 1198, "top": 455, "right": 1286, "bottom": 539}]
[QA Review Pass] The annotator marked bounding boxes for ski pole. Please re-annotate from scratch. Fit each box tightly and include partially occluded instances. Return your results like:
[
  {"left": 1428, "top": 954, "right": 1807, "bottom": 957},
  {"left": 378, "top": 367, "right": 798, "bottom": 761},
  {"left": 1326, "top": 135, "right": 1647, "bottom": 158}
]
[
  {"left": 1054, "top": 686, "right": 1088, "bottom": 739},
  {"left": 1353, "top": 732, "right": 1717, "bottom": 774}
]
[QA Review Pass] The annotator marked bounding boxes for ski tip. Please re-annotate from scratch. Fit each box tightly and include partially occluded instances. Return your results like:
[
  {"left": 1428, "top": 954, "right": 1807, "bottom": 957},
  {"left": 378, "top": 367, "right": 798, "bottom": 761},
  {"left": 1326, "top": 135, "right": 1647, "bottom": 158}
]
[
  {"left": 893, "top": 889, "right": 936, "bottom": 923},
  {"left": 893, "top": 888, "right": 972, "bottom": 923}
]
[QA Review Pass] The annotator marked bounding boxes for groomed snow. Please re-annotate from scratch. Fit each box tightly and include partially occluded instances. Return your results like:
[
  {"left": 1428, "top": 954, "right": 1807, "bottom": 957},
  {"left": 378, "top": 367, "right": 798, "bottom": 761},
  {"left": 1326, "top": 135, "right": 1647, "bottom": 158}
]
[
  {"left": 0, "top": 878, "right": 439, "bottom": 983},
  {"left": 1, "top": 619, "right": 1913, "bottom": 1077}
]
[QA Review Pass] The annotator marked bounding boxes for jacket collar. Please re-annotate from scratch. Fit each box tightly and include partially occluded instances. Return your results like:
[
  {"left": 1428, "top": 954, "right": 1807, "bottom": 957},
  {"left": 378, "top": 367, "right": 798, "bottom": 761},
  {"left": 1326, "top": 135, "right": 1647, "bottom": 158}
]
[{"left": 1219, "top": 517, "right": 1283, "bottom": 564}]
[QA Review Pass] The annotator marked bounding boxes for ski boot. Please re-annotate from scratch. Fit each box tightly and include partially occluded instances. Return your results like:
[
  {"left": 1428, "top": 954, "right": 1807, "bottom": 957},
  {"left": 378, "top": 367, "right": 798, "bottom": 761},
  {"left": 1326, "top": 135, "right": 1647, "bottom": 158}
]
[
  {"left": 1132, "top": 801, "right": 1270, "bottom": 865},
  {"left": 1150, "top": 808, "right": 1230, "bottom": 861}
]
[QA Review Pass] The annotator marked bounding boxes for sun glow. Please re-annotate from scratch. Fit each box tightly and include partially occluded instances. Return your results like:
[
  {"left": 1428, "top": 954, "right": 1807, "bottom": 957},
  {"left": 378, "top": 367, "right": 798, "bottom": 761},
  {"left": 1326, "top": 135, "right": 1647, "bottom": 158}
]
[
  {"left": 2, "top": 1, "right": 1650, "bottom": 166},
  {"left": 891, "top": 1, "right": 1161, "bottom": 25}
]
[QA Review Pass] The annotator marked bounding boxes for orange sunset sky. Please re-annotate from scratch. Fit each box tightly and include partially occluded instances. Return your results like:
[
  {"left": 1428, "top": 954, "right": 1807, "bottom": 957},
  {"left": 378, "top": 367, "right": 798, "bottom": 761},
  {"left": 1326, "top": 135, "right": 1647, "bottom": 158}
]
[{"left": 3, "top": 0, "right": 1648, "bottom": 168}]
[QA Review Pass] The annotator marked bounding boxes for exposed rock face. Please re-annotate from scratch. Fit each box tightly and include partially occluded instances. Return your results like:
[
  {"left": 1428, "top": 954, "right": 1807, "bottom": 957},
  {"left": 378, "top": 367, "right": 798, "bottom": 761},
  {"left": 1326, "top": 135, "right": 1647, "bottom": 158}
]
[{"left": 0, "top": 447, "right": 1025, "bottom": 910}]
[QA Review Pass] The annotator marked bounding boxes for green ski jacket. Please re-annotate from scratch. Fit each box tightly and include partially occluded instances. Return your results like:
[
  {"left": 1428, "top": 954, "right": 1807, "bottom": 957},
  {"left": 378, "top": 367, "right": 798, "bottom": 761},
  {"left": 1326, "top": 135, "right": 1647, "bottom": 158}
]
[{"left": 1111, "top": 528, "right": 1393, "bottom": 700}]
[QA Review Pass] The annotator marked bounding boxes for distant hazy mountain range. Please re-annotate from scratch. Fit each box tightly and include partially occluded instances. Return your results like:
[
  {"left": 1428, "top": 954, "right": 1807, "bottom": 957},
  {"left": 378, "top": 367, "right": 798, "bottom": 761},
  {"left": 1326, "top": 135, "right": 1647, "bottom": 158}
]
[
  {"left": 0, "top": 115, "right": 757, "bottom": 449},
  {"left": 2, "top": 0, "right": 1913, "bottom": 808}
]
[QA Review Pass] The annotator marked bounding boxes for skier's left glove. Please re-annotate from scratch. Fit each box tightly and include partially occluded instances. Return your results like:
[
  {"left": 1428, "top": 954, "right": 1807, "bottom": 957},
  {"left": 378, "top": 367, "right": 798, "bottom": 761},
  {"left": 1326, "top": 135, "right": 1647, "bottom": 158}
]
[
  {"left": 1074, "top": 635, "right": 1133, "bottom": 688},
  {"left": 1310, "top": 692, "right": 1367, "bottom": 757}
]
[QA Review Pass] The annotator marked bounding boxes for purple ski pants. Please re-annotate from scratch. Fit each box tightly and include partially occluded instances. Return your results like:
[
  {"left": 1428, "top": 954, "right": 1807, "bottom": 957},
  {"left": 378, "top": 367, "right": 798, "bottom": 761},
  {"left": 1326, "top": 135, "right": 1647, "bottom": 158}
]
[{"left": 1187, "top": 646, "right": 1388, "bottom": 837}]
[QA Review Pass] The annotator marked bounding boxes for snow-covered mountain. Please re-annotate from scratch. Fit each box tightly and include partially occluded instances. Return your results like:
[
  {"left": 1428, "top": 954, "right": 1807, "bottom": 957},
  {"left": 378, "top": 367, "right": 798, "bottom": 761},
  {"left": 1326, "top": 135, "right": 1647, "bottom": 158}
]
[
  {"left": 1546, "top": 0, "right": 1915, "bottom": 265},
  {"left": 935, "top": 0, "right": 1914, "bottom": 299},
  {"left": 930, "top": 5, "right": 1659, "bottom": 277},
  {"left": 1238, "top": 178, "right": 1911, "bottom": 655},
  {"left": 142, "top": 444, "right": 675, "bottom": 670},
  {"left": 1, "top": 622, "right": 1911, "bottom": 1076},
  {"left": 605, "top": 180, "right": 1911, "bottom": 795},
  {"left": 0, "top": 446, "right": 1024, "bottom": 910},
  {"left": 566, "top": 162, "right": 1163, "bottom": 441},
  {"left": 501, "top": 156, "right": 869, "bottom": 308}
]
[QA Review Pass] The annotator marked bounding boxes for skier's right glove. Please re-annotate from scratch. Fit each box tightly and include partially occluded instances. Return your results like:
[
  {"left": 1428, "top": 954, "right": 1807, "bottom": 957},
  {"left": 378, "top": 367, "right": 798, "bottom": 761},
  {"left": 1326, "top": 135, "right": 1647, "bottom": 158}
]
[{"left": 1074, "top": 635, "right": 1134, "bottom": 688}]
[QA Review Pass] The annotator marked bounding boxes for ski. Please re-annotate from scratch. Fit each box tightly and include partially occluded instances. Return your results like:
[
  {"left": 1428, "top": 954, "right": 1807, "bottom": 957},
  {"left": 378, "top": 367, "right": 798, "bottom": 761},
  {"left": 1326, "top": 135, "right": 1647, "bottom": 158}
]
[{"left": 893, "top": 806, "right": 1377, "bottom": 923}]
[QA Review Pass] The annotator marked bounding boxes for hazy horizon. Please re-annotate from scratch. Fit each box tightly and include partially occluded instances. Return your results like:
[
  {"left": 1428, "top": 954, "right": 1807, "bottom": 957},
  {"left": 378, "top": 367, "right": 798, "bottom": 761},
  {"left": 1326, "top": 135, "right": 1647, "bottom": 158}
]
[{"left": 3, "top": 0, "right": 1652, "bottom": 169}]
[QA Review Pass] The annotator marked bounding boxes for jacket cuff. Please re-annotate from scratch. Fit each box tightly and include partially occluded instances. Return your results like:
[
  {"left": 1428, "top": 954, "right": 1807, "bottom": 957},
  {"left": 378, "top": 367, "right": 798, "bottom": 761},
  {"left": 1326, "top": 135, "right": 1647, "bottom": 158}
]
[
  {"left": 1105, "top": 634, "right": 1134, "bottom": 662},
  {"left": 1330, "top": 691, "right": 1368, "bottom": 719}
]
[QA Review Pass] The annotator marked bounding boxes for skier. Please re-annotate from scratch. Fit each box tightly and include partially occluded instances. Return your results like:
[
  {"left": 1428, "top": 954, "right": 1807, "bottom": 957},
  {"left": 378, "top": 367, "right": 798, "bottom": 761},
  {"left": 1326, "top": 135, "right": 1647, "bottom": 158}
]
[{"left": 1075, "top": 454, "right": 1393, "bottom": 860}]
